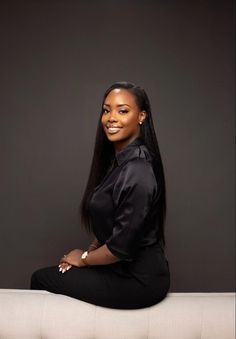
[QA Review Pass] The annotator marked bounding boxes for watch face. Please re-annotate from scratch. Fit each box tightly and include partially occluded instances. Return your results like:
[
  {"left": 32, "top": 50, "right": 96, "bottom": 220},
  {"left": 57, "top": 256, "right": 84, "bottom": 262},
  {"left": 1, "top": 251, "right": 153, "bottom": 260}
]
[{"left": 82, "top": 251, "right": 88, "bottom": 259}]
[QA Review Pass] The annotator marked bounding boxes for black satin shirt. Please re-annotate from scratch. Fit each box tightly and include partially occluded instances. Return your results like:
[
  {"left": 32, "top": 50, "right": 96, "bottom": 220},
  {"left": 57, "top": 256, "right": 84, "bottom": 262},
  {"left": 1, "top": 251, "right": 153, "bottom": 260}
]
[{"left": 88, "top": 136, "right": 161, "bottom": 260}]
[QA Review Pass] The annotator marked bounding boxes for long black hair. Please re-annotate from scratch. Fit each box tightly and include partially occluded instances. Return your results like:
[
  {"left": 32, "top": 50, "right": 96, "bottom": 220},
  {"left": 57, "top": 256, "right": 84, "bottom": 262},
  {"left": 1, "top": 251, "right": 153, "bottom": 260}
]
[{"left": 80, "top": 81, "right": 167, "bottom": 248}]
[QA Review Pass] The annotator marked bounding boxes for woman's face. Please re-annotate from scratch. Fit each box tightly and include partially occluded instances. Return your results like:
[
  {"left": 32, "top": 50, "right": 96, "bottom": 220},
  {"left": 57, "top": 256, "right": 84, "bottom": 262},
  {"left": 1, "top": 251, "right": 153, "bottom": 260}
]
[{"left": 101, "top": 89, "right": 146, "bottom": 152}]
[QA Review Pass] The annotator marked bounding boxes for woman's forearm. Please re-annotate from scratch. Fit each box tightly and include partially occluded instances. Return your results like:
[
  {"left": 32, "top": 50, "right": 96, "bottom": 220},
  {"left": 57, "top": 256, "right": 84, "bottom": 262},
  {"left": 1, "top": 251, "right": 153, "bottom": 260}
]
[
  {"left": 85, "top": 244, "right": 120, "bottom": 266},
  {"left": 88, "top": 237, "right": 101, "bottom": 252}
]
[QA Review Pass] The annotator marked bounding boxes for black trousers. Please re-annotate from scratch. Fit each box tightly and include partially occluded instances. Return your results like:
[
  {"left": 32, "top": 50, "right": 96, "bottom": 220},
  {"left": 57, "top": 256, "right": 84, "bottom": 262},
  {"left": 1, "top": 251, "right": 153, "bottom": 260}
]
[{"left": 30, "top": 247, "right": 170, "bottom": 309}]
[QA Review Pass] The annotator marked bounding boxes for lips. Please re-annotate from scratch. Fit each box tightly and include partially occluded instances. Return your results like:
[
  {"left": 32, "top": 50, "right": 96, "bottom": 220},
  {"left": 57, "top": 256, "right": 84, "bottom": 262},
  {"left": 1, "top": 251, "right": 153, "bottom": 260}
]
[{"left": 106, "top": 126, "right": 122, "bottom": 134}]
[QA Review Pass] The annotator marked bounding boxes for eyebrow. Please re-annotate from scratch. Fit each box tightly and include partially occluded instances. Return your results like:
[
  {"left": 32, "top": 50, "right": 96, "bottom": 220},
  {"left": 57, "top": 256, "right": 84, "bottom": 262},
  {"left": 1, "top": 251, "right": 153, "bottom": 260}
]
[{"left": 103, "top": 104, "right": 131, "bottom": 107}]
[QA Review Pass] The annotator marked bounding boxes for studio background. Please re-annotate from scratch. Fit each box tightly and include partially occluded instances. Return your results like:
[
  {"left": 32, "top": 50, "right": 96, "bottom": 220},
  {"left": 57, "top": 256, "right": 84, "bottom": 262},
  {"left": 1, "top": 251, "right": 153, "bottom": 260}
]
[{"left": 0, "top": 0, "right": 235, "bottom": 291}]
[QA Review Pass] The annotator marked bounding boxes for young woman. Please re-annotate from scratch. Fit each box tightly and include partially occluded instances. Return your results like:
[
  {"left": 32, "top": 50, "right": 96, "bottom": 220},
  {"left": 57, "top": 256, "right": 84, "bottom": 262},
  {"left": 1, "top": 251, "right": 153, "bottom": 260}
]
[{"left": 30, "top": 81, "right": 170, "bottom": 309}]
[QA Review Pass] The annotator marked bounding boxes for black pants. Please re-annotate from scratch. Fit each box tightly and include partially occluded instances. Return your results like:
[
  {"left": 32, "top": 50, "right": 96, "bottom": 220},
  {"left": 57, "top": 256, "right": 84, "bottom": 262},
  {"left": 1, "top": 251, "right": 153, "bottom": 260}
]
[{"left": 30, "top": 247, "right": 170, "bottom": 309}]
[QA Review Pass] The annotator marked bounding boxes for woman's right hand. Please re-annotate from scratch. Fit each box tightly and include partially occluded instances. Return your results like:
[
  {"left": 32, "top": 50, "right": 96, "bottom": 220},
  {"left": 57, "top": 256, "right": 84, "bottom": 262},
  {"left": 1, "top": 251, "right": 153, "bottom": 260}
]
[{"left": 58, "top": 238, "right": 101, "bottom": 273}]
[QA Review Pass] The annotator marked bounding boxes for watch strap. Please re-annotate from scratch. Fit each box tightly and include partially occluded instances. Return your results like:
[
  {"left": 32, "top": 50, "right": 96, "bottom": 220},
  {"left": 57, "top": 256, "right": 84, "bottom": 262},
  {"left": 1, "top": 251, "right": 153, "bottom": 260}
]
[{"left": 81, "top": 251, "right": 90, "bottom": 266}]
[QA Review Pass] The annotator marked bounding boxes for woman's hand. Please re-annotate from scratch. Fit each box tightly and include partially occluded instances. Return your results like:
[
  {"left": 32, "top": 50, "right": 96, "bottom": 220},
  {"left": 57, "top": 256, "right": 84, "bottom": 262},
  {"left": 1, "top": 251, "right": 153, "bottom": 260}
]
[
  {"left": 58, "top": 249, "right": 86, "bottom": 273},
  {"left": 58, "top": 261, "right": 72, "bottom": 274}
]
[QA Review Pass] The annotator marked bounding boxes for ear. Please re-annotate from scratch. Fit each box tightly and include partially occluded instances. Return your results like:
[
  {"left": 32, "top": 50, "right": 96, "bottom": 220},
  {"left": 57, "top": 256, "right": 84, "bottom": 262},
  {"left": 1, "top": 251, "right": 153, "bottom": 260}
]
[{"left": 138, "top": 110, "right": 147, "bottom": 123}]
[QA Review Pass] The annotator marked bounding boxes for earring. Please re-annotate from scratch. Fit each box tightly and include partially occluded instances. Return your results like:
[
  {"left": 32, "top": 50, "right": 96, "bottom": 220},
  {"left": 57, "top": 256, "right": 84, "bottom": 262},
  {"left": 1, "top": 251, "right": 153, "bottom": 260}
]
[{"left": 139, "top": 121, "right": 143, "bottom": 125}]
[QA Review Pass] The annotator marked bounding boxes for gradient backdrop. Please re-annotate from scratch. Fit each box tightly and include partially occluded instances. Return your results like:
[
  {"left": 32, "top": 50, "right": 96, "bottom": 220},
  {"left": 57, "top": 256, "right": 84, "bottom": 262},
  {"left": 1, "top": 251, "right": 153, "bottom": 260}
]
[{"left": 0, "top": 0, "right": 235, "bottom": 291}]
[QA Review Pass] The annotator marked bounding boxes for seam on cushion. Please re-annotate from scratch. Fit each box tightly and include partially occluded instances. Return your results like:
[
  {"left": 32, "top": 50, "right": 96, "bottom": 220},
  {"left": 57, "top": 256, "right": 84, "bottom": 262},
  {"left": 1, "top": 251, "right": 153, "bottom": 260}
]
[
  {"left": 93, "top": 305, "right": 97, "bottom": 339},
  {"left": 39, "top": 293, "right": 48, "bottom": 339},
  {"left": 147, "top": 307, "right": 151, "bottom": 339},
  {"left": 199, "top": 297, "right": 204, "bottom": 339}
]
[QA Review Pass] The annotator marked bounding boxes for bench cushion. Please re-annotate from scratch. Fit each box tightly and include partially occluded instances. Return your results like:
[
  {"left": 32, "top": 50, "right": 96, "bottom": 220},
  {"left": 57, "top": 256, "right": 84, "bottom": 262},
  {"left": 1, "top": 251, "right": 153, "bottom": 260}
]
[{"left": 0, "top": 289, "right": 235, "bottom": 339}]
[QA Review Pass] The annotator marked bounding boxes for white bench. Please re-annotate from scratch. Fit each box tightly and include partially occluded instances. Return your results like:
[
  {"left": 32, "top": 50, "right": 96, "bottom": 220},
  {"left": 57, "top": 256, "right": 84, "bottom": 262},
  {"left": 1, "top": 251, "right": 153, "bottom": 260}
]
[{"left": 0, "top": 289, "right": 235, "bottom": 339}]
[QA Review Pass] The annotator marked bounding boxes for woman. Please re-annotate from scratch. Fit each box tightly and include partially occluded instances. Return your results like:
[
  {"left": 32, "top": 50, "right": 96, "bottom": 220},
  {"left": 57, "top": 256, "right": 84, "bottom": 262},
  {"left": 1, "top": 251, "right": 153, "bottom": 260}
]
[{"left": 30, "top": 81, "right": 170, "bottom": 309}]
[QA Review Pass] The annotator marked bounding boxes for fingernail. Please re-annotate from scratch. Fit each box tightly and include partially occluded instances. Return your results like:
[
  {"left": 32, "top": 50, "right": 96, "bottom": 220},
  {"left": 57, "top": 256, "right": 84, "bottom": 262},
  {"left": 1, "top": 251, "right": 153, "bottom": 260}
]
[
  {"left": 66, "top": 266, "right": 70, "bottom": 270},
  {"left": 62, "top": 269, "right": 65, "bottom": 273},
  {"left": 59, "top": 267, "right": 62, "bottom": 272}
]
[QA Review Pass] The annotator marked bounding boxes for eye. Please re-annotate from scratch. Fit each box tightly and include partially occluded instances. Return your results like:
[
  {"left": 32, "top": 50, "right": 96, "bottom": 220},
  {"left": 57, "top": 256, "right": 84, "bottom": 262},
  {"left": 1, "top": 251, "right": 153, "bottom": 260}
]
[
  {"left": 119, "top": 109, "right": 128, "bottom": 114},
  {"left": 102, "top": 108, "right": 109, "bottom": 114}
]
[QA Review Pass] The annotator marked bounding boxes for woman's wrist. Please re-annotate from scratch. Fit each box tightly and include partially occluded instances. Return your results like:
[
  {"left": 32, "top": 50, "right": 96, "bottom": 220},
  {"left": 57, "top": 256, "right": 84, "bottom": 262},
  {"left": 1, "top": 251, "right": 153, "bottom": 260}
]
[{"left": 81, "top": 250, "right": 90, "bottom": 266}]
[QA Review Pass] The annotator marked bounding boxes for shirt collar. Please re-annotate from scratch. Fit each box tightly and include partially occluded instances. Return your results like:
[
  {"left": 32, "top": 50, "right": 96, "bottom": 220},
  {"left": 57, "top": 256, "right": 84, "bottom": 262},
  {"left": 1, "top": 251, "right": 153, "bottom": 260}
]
[{"left": 115, "top": 136, "right": 151, "bottom": 166}]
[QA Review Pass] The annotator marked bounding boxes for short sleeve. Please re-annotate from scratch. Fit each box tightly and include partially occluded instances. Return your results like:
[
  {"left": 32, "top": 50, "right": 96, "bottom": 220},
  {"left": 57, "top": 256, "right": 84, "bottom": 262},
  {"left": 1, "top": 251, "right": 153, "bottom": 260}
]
[{"left": 106, "top": 159, "right": 158, "bottom": 260}]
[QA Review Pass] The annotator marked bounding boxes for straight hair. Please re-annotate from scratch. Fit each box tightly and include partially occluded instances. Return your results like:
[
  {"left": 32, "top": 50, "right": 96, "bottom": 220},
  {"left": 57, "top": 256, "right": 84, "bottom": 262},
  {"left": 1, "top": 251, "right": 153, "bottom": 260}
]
[{"left": 79, "top": 81, "right": 167, "bottom": 249}]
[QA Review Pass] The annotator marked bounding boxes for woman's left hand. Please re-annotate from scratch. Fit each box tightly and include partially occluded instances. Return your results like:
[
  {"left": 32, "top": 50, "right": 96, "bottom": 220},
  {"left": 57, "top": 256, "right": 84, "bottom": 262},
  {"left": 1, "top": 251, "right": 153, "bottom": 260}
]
[{"left": 58, "top": 249, "right": 86, "bottom": 273}]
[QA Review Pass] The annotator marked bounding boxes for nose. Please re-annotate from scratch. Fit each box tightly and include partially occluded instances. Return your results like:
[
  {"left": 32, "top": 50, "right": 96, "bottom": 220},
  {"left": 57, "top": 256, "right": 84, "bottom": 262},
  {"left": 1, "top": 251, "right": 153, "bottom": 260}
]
[{"left": 108, "top": 110, "right": 118, "bottom": 122}]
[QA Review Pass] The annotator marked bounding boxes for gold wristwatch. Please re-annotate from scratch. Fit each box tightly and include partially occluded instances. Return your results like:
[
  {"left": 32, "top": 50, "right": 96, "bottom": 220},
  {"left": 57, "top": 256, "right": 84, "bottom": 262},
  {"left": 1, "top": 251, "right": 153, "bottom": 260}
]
[{"left": 81, "top": 251, "right": 89, "bottom": 266}]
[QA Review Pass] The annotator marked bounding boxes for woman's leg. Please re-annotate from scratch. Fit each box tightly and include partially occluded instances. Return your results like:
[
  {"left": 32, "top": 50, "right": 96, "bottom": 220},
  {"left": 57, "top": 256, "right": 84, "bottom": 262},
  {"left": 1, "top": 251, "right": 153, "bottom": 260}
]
[
  {"left": 30, "top": 265, "right": 169, "bottom": 309},
  {"left": 30, "top": 265, "right": 109, "bottom": 306},
  {"left": 30, "top": 246, "right": 170, "bottom": 309}
]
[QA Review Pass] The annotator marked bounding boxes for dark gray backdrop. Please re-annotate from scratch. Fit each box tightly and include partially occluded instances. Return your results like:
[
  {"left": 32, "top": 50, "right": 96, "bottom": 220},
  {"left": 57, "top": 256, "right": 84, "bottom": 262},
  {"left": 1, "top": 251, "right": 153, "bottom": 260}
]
[{"left": 0, "top": 0, "right": 235, "bottom": 291}]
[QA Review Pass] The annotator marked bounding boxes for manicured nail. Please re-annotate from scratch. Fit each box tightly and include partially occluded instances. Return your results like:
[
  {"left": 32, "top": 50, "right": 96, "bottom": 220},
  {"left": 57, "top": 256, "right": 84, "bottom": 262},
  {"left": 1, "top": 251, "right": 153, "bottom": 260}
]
[
  {"left": 59, "top": 267, "right": 62, "bottom": 272},
  {"left": 66, "top": 266, "right": 70, "bottom": 271},
  {"left": 62, "top": 269, "right": 65, "bottom": 273}
]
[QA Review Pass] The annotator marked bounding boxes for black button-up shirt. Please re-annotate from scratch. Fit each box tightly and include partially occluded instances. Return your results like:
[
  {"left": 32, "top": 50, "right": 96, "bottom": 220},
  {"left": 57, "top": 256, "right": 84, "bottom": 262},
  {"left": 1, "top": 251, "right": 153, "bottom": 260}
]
[{"left": 89, "top": 136, "right": 161, "bottom": 260}]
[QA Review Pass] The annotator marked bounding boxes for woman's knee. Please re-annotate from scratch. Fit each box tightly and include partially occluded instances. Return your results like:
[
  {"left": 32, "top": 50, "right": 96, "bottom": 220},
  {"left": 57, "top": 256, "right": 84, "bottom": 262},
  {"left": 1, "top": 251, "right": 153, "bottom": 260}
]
[
  {"left": 30, "top": 269, "right": 41, "bottom": 289},
  {"left": 30, "top": 267, "right": 49, "bottom": 290}
]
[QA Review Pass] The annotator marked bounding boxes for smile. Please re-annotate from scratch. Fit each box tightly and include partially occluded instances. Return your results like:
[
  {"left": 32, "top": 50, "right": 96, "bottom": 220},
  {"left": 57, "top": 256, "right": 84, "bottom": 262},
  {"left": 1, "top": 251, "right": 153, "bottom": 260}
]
[{"left": 107, "top": 127, "right": 122, "bottom": 134}]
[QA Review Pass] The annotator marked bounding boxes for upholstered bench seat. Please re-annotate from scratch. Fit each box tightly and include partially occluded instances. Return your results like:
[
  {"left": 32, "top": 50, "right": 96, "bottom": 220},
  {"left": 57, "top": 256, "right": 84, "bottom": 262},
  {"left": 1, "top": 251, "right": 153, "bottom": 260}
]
[{"left": 0, "top": 289, "right": 235, "bottom": 339}]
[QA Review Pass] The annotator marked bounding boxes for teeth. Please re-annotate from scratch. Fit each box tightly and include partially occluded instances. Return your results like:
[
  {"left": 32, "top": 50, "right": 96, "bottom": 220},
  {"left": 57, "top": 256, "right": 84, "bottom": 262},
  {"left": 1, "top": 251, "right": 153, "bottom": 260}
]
[{"left": 108, "top": 127, "right": 121, "bottom": 134}]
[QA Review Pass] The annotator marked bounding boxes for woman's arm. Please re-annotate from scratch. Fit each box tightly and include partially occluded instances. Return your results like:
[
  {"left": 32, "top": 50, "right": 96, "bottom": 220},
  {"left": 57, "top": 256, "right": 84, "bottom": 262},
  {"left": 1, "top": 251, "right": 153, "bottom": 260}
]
[
  {"left": 88, "top": 237, "right": 101, "bottom": 252},
  {"left": 84, "top": 244, "right": 120, "bottom": 266},
  {"left": 87, "top": 238, "right": 121, "bottom": 265},
  {"left": 58, "top": 244, "right": 120, "bottom": 273}
]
